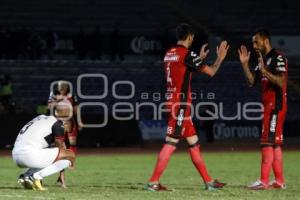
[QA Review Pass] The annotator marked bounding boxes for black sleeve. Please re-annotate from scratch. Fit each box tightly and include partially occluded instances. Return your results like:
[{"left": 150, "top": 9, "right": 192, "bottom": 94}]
[
  {"left": 51, "top": 120, "right": 65, "bottom": 138},
  {"left": 184, "top": 51, "right": 206, "bottom": 71}
]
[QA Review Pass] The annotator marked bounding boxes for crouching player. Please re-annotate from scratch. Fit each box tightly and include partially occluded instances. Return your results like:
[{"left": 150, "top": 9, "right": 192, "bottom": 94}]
[{"left": 12, "top": 100, "right": 75, "bottom": 191}]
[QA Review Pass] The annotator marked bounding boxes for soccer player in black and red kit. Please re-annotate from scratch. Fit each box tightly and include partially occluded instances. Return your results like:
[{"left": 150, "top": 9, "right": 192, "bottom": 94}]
[
  {"left": 48, "top": 81, "right": 81, "bottom": 188},
  {"left": 146, "top": 24, "right": 229, "bottom": 191},
  {"left": 238, "top": 29, "right": 288, "bottom": 190}
]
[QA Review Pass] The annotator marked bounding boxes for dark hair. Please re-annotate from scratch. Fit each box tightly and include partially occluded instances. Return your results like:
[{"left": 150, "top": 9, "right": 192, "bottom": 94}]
[
  {"left": 176, "top": 23, "right": 195, "bottom": 41},
  {"left": 253, "top": 28, "right": 271, "bottom": 40}
]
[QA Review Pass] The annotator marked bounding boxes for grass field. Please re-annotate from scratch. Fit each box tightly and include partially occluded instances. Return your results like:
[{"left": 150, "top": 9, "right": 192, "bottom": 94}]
[{"left": 0, "top": 150, "right": 300, "bottom": 200}]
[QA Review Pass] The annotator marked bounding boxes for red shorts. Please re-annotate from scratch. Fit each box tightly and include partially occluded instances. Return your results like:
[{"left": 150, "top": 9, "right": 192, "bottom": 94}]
[
  {"left": 166, "top": 106, "right": 196, "bottom": 139},
  {"left": 66, "top": 118, "right": 79, "bottom": 138},
  {"left": 261, "top": 108, "right": 286, "bottom": 146}
]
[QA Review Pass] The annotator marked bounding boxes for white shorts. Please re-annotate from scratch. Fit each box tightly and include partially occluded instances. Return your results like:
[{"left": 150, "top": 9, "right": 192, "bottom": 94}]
[{"left": 12, "top": 147, "right": 59, "bottom": 168}]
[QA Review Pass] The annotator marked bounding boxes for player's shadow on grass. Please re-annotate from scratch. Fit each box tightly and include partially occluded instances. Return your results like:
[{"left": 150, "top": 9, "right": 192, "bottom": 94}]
[
  {"left": 71, "top": 183, "right": 247, "bottom": 191},
  {"left": 0, "top": 186, "right": 24, "bottom": 190},
  {"left": 83, "top": 183, "right": 214, "bottom": 192},
  {"left": 222, "top": 184, "right": 248, "bottom": 189},
  {"left": 169, "top": 185, "right": 245, "bottom": 191},
  {"left": 82, "top": 182, "right": 147, "bottom": 191}
]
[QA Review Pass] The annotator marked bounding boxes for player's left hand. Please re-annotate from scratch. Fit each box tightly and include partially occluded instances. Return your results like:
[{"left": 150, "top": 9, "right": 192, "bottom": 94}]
[
  {"left": 199, "top": 43, "right": 210, "bottom": 60},
  {"left": 257, "top": 51, "right": 266, "bottom": 74}
]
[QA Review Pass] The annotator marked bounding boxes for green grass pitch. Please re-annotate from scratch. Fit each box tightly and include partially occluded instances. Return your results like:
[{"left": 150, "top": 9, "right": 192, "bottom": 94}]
[{"left": 0, "top": 150, "right": 300, "bottom": 200}]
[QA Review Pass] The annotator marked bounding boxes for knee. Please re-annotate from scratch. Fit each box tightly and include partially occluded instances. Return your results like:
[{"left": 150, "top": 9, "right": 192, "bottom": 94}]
[
  {"left": 67, "top": 150, "right": 76, "bottom": 160},
  {"left": 68, "top": 137, "right": 77, "bottom": 145},
  {"left": 188, "top": 140, "right": 200, "bottom": 148}
]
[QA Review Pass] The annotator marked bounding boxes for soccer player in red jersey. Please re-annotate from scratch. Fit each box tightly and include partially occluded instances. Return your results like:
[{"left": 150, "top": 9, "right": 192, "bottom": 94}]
[
  {"left": 48, "top": 81, "right": 81, "bottom": 188},
  {"left": 48, "top": 81, "right": 81, "bottom": 155},
  {"left": 238, "top": 29, "right": 288, "bottom": 190},
  {"left": 146, "top": 23, "right": 229, "bottom": 191}
]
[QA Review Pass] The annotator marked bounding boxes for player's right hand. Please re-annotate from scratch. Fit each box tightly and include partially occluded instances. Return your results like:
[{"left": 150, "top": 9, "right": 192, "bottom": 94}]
[
  {"left": 216, "top": 40, "right": 229, "bottom": 61},
  {"left": 238, "top": 45, "right": 251, "bottom": 65}
]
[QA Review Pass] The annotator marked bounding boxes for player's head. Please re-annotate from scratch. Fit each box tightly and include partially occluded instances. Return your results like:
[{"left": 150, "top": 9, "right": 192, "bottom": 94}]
[
  {"left": 53, "top": 98, "right": 73, "bottom": 120},
  {"left": 252, "top": 28, "right": 272, "bottom": 55},
  {"left": 58, "top": 81, "right": 70, "bottom": 96},
  {"left": 176, "top": 23, "right": 195, "bottom": 47}
]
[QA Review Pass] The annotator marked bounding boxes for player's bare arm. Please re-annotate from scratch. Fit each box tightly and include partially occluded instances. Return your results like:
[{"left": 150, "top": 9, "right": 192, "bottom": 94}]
[
  {"left": 55, "top": 137, "right": 68, "bottom": 188},
  {"left": 261, "top": 69, "right": 285, "bottom": 88},
  {"left": 55, "top": 138, "right": 66, "bottom": 149},
  {"left": 238, "top": 45, "right": 256, "bottom": 87},
  {"left": 258, "top": 52, "right": 285, "bottom": 88},
  {"left": 200, "top": 41, "right": 229, "bottom": 77},
  {"left": 47, "top": 101, "right": 56, "bottom": 110}
]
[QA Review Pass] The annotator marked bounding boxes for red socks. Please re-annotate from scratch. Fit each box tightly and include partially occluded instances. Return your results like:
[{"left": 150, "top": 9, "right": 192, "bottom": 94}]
[
  {"left": 273, "top": 146, "right": 284, "bottom": 184},
  {"left": 189, "top": 145, "right": 212, "bottom": 183},
  {"left": 260, "top": 146, "right": 274, "bottom": 185},
  {"left": 149, "top": 143, "right": 285, "bottom": 186},
  {"left": 260, "top": 146, "right": 285, "bottom": 185},
  {"left": 149, "top": 144, "right": 212, "bottom": 183},
  {"left": 149, "top": 144, "right": 176, "bottom": 182}
]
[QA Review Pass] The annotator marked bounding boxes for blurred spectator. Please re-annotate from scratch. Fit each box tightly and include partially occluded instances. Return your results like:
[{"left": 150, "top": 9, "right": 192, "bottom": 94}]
[
  {"left": 198, "top": 104, "right": 216, "bottom": 143},
  {"left": 14, "top": 25, "right": 25, "bottom": 59},
  {"left": 5, "top": 26, "right": 14, "bottom": 59},
  {"left": 18, "top": 26, "right": 31, "bottom": 59},
  {"left": 74, "top": 26, "right": 88, "bottom": 60},
  {"left": 160, "top": 25, "right": 173, "bottom": 54},
  {"left": 110, "top": 24, "right": 124, "bottom": 61},
  {"left": 10, "top": 25, "right": 20, "bottom": 59},
  {"left": 90, "top": 25, "right": 103, "bottom": 60},
  {"left": 0, "top": 25, "right": 5, "bottom": 59},
  {"left": 36, "top": 101, "right": 49, "bottom": 115},
  {"left": 28, "top": 28, "right": 43, "bottom": 59},
  {"left": 45, "top": 27, "right": 58, "bottom": 60},
  {"left": 0, "top": 74, "right": 15, "bottom": 113}
]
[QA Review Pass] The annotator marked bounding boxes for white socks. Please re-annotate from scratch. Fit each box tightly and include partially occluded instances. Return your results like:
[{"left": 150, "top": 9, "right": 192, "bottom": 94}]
[{"left": 33, "top": 160, "right": 71, "bottom": 180}]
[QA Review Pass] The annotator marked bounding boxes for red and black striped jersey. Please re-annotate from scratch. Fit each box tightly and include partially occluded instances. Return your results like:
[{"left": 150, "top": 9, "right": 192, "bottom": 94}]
[
  {"left": 255, "top": 48, "right": 288, "bottom": 110},
  {"left": 163, "top": 45, "right": 206, "bottom": 108}
]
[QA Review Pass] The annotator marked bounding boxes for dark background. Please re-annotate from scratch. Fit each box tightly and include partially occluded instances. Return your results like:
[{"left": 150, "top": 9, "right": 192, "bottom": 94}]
[{"left": 0, "top": 0, "right": 299, "bottom": 148}]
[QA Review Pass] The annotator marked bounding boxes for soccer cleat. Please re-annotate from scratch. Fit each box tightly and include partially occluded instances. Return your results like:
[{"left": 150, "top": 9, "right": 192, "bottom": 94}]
[
  {"left": 269, "top": 180, "right": 286, "bottom": 189},
  {"left": 205, "top": 179, "right": 226, "bottom": 191},
  {"left": 18, "top": 174, "right": 34, "bottom": 189},
  {"left": 145, "top": 183, "right": 168, "bottom": 192},
  {"left": 247, "top": 180, "right": 268, "bottom": 190},
  {"left": 17, "top": 174, "right": 25, "bottom": 188},
  {"left": 24, "top": 177, "right": 35, "bottom": 189},
  {"left": 32, "top": 179, "right": 47, "bottom": 191},
  {"left": 29, "top": 176, "right": 47, "bottom": 191}
]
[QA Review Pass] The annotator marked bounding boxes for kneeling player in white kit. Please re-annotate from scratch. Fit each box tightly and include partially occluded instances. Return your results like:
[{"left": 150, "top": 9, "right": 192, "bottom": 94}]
[{"left": 12, "top": 100, "right": 75, "bottom": 191}]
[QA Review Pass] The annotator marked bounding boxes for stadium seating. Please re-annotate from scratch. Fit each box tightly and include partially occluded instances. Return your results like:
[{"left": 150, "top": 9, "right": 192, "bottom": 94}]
[
  {"left": 0, "top": 60, "right": 299, "bottom": 121},
  {"left": 0, "top": 0, "right": 179, "bottom": 32},
  {"left": 0, "top": 0, "right": 299, "bottom": 34}
]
